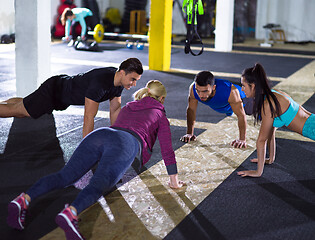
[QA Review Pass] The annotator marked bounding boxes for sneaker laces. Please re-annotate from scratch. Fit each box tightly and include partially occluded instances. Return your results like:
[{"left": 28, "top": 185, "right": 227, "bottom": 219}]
[
  {"left": 21, "top": 208, "right": 27, "bottom": 223},
  {"left": 72, "top": 218, "right": 79, "bottom": 230},
  {"left": 65, "top": 206, "right": 79, "bottom": 229}
]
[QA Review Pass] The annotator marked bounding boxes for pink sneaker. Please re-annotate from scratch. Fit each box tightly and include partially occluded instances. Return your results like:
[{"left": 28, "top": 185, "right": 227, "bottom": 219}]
[
  {"left": 7, "top": 193, "right": 28, "bottom": 230},
  {"left": 55, "top": 204, "right": 85, "bottom": 240}
]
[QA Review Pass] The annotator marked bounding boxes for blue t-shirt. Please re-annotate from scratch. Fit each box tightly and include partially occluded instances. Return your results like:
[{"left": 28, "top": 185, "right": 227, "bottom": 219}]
[{"left": 193, "top": 79, "right": 245, "bottom": 116}]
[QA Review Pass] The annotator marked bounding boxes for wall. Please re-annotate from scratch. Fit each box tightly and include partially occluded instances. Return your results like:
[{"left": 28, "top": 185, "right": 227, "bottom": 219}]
[
  {"left": 0, "top": 0, "right": 15, "bottom": 35},
  {"left": 256, "top": 0, "right": 315, "bottom": 42},
  {"left": 172, "top": 0, "right": 186, "bottom": 35}
]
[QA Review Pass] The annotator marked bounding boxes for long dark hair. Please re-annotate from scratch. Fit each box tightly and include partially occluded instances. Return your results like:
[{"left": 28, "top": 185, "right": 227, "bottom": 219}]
[{"left": 242, "top": 63, "right": 281, "bottom": 124}]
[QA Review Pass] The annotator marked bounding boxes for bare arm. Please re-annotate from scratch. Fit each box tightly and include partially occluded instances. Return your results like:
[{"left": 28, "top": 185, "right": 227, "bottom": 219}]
[
  {"left": 238, "top": 102, "right": 275, "bottom": 177},
  {"left": 109, "top": 96, "right": 121, "bottom": 125},
  {"left": 251, "top": 126, "right": 276, "bottom": 164},
  {"left": 267, "top": 127, "right": 276, "bottom": 164},
  {"left": 186, "top": 96, "right": 198, "bottom": 135},
  {"left": 83, "top": 97, "right": 99, "bottom": 138},
  {"left": 229, "top": 86, "right": 247, "bottom": 148},
  {"left": 180, "top": 83, "right": 198, "bottom": 142},
  {"left": 158, "top": 116, "right": 186, "bottom": 189}
]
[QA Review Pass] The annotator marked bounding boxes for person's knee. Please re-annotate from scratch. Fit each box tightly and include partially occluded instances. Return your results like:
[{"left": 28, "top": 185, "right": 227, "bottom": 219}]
[
  {"left": 82, "top": 184, "right": 105, "bottom": 198},
  {"left": 88, "top": 175, "right": 118, "bottom": 195}
]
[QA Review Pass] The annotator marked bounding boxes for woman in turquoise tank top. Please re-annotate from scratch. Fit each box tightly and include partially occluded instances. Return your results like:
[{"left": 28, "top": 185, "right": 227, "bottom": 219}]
[
  {"left": 237, "top": 63, "right": 315, "bottom": 178},
  {"left": 61, "top": 8, "right": 95, "bottom": 43}
]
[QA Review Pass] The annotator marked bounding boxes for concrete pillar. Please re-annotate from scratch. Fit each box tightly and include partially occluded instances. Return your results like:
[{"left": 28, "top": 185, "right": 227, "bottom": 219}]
[
  {"left": 148, "top": 0, "right": 173, "bottom": 71},
  {"left": 15, "top": 0, "right": 51, "bottom": 97},
  {"left": 214, "top": 0, "right": 235, "bottom": 52}
]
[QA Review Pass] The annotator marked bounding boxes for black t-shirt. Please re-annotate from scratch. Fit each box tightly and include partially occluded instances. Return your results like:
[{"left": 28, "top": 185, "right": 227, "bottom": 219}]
[{"left": 57, "top": 67, "right": 124, "bottom": 105}]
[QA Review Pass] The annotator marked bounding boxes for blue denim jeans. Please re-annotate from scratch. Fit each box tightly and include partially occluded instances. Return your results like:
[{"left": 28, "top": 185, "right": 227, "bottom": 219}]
[{"left": 27, "top": 127, "right": 140, "bottom": 214}]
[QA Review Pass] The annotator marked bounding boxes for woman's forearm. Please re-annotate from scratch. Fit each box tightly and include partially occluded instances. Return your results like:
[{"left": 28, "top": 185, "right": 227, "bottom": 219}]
[
  {"left": 256, "top": 139, "right": 267, "bottom": 176},
  {"left": 267, "top": 129, "right": 276, "bottom": 162}
]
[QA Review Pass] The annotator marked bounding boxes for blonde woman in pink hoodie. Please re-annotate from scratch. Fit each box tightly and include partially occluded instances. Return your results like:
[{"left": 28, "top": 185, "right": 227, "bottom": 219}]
[{"left": 7, "top": 80, "right": 185, "bottom": 240}]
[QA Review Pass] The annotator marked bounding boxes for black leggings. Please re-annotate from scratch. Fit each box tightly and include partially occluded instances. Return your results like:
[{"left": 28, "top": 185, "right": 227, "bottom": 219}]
[{"left": 71, "top": 16, "right": 97, "bottom": 39}]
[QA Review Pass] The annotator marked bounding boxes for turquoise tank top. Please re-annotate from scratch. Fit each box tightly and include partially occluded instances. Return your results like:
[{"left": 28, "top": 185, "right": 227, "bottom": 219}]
[
  {"left": 272, "top": 89, "right": 300, "bottom": 128},
  {"left": 193, "top": 79, "right": 246, "bottom": 116},
  {"left": 65, "top": 8, "right": 93, "bottom": 37}
]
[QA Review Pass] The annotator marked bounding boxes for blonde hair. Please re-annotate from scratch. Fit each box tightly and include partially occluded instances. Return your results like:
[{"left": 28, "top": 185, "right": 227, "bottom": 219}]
[{"left": 133, "top": 80, "right": 166, "bottom": 102}]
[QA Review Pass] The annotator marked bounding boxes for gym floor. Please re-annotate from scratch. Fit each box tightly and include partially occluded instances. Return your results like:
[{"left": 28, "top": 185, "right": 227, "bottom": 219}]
[{"left": 0, "top": 38, "right": 315, "bottom": 240}]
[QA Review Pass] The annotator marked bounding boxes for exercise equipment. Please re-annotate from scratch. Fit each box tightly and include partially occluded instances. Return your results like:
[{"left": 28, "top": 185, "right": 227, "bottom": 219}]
[
  {"left": 0, "top": 34, "right": 15, "bottom": 44},
  {"left": 125, "top": 40, "right": 144, "bottom": 50},
  {"left": 9, "top": 33, "right": 15, "bottom": 43},
  {"left": 74, "top": 39, "right": 99, "bottom": 51},
  {"left": 126, "top": 40, "right": 133, "bottom": 49},
  {"left": 182, "top": 0, "right": 204, "bottom": 56},
  {"left": 88, "top": 24, "right": 148, "bottom": 43},
  {"left": 129, "top": 10, "right": 147, "bottom": 34},
  {"left": 1, "top": 34, "right": 12, "bottom": 44},
  {"left": 93, "top": 23, "right": 104, "bottom": 43},
  {"left": 136, "top": 41, "right": 144, "bottom": 50},
  {"left": 121, "top": 0, "right": 147, "bottom": 33},
  {"left": 103, "top": 8, "right": 122, "bottom": 32},
  {"left": 260, "top": 23, "right": 286, "bottom": 47}
]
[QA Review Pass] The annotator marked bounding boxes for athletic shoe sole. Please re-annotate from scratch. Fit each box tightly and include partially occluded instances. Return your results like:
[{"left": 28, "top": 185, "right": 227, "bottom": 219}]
[
  {"left": 7, "top": 201, "right": 24, "bottom": 230},
  {"left": 55, "top": 213, "right": 84, "bottom": 240}
]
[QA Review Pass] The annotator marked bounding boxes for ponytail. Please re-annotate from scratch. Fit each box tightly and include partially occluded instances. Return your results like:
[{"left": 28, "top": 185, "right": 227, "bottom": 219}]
[
  {"left": 133, "top": 87, "right": 150, "bottom": 100},
  {"left": 242, "top": 63, "right": 281, "bottom": 124},
  {"left": 133, "top": 80, "right": 167, "bottom": 102}
]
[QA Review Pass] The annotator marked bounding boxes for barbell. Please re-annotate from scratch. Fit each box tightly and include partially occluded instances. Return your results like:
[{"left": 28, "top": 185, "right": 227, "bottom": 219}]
[{"left": 89, "top": 24, "right": 148, "bottom": 43}]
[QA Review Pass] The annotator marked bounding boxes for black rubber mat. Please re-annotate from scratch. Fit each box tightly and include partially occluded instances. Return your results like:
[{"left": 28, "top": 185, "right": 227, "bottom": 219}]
[
  {"left": 170, "top": 49, "right": 312, "bottom": 78},
  {"left": 173, "top": 40, "right": 315, "bottom": 56},
  {"left": 233, "top": 45, "right": 315, "bottom": 56}
]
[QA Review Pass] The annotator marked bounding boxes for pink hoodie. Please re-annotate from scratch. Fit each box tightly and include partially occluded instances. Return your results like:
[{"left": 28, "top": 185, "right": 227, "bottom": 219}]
[{"left": 111, "top": 97, "right": 177, "bottom": 175}]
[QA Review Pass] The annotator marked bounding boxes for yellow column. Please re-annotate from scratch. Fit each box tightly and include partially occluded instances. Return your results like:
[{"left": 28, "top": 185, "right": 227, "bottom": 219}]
[{"left": 148, "top": 0, "right": 173, "bottom": 71}]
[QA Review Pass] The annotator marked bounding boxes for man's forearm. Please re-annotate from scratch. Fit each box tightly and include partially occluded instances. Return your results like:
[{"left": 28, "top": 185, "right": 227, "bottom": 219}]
[
  {"left": 110, "top": 108, "right": 121, "bottom": 125},
  {"left": 186, "top": 108, "right": 196, "bottom": 135},
  {"left": 83, "top": 117, "right": 94, "bottom": 138},
  {"left": 238, "top": 115, "right": 247, "bottom": 141}
]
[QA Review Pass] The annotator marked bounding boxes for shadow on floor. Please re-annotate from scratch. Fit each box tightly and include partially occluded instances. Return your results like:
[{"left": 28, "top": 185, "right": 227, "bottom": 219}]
[{"left": 0, "top": 115, "right": 79, "bottom": 240}]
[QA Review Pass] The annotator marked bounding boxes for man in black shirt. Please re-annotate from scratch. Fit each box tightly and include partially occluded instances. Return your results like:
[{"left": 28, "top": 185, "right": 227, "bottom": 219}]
[{"left": 0, "top": 58, "right": 143, "bottom": 137}]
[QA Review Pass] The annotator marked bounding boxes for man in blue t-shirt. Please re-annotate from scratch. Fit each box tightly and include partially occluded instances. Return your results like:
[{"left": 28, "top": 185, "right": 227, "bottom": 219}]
[
  {"left": 180, "top": 71, "right": 253, "bottom": 148},
  {"left": 0, "top": 58, "right": 143, "bottom": 137}
]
